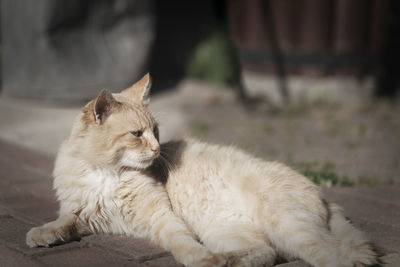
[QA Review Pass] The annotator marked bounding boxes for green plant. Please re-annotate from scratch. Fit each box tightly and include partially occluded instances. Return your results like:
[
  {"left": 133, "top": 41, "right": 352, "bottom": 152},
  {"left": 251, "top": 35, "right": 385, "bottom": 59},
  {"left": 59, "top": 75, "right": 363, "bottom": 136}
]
[
  {"left": 290, "top": 161, "right": 353, "bottom": 186},
  {"left": 189, "top": 120, "right": 210, "bottom": 137},
  {"left": 186, "top": 29, "right": 240, "bottom": 85}
]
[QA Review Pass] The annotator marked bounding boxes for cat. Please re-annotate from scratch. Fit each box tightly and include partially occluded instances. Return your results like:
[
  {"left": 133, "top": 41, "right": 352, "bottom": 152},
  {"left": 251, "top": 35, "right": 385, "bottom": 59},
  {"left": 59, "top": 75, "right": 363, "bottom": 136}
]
[{"left": 26, "top": 74, "right": 377, "bottom": 267}]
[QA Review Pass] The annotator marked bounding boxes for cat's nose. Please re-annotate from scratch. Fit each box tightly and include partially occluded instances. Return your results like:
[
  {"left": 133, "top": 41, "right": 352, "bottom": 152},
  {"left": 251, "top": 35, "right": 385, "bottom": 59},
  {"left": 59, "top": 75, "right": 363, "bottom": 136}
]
[{"left": 151, "top": 147, "right": 160, "bottom": 155}]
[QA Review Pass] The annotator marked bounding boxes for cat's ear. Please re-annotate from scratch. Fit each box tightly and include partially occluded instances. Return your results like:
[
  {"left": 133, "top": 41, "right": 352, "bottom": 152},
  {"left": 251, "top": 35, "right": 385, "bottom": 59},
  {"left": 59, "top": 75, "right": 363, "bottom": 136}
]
[
  {"left": 121, "top": 73, "right": 151, "bottom": 106},
  {"left": 93, "top": 89, "right": 118, "bottom": 124}
]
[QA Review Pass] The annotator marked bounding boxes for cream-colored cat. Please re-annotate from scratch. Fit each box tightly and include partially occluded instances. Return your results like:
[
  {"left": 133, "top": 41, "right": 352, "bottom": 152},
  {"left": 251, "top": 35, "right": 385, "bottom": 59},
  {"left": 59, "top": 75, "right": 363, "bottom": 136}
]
[{"left": 26, "top": 74, "right": 376, "bottom": 267}]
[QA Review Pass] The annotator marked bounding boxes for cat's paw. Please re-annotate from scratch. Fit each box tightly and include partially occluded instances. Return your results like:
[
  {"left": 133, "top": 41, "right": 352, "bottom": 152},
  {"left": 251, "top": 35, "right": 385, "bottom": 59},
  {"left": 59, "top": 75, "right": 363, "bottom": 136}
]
[{"left": 26, "top": 226, "right": 65, "bottom": 248}]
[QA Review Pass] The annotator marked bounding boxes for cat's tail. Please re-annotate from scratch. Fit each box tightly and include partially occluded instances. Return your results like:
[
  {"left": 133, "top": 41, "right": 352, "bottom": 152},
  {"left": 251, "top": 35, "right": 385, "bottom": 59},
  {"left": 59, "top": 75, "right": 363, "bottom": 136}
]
[{"left": 328, "top": 203, "right": 377, "bottom": 266}]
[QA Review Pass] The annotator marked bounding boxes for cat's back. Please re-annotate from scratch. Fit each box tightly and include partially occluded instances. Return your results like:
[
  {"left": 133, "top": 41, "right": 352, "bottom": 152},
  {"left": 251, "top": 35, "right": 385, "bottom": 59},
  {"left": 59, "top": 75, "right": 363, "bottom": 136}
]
[
  {"left": 158, "top": 139, "right": 254, "bottom": 186},
  {"left": 163, "top": 138, "right": 300, "bottom": 188},
  {"left": 160, "top": 139, "right": 319, "bottom": 222}
]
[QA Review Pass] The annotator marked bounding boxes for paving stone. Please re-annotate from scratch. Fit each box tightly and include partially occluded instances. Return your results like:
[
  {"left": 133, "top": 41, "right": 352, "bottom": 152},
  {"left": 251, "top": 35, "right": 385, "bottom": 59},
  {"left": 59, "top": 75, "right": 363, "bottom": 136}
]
[
  {"left": 0, "top": 140, "right": 53, "bottom": 175},
  {"left": 275, "top": 260, "right": 311, "bottom": 267},
  {"left": 0, "top": 244, "right": 43, "bottom": 267},
  {"left": 86, "top": 234, "right": 169, "bottom": 262},
  {"left": 144, "top": 255, "right": 181, "bottom": 267},
  {"left": 0, "top": 205, "right": 11, "bottom": 216},
  {"left": 0, "top": 157, "right": 51, "bottom": 186},
  {"left": 322, "top": 187, "right": 400, "bottom": 253},
  {"left": 380, "top": 253, "right": 400, "bottom": 267},
  {"left": 0, "top": 214, "right": 86, "bottom": 257},
  {"left": 0, "top": 214, "right": 39, "bottom": 251},
  {"left": 0, "top": 194, "right": 58, "bottom": 224},
  {"left": 0, "top": 154, "right": 58, "bottom": 224},
  {"left": 37, "top": 246, "right": 142, "bottom": 267},
  {"left": 354, "top": 186, "right": 400, "bottom": 202},
  {"left": 324, "top": 186, "right": 400, "bottom": 208},
  {"left": 274, "top": 254, "right": 400, "bottom": 267},
  {"left": 0, "top": 187, "right": 57, "bottom": 224},
  {"left": 0, "top": 179, "right": 56, "bottom": 204}
]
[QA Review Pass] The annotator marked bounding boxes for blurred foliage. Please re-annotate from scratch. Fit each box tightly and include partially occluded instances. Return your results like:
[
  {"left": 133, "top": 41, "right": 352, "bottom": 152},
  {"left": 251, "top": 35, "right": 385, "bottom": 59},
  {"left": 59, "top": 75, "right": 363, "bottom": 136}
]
[
  {"left": 291, "top": 161, "right": 353, "bottom": 187},
  {"left": 186, "top": 29, "right": 240, "bottom": 85},
  {"left": 189, "top": 120, "right": 210, "bottom": 137}
]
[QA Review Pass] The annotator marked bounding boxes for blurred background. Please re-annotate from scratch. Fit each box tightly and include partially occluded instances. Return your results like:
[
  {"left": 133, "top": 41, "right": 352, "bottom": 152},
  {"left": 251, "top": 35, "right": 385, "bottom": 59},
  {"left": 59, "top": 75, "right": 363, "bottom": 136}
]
[{"left": 1, "top": 0, "right": 399, "bottom": 186}]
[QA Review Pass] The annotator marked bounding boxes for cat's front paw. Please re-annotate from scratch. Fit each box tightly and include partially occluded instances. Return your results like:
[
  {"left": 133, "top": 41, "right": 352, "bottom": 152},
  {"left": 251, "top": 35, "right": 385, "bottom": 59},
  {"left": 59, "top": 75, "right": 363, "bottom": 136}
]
[{"left": 26, "top": 226, "right": 64, "bottom": 248}]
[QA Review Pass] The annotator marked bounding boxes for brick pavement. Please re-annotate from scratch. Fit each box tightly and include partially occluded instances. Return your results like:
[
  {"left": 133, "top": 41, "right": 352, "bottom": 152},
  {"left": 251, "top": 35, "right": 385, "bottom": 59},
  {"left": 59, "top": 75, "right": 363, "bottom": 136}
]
[{"left": 0, "top": 140, "right": 399, "bottom": 266}]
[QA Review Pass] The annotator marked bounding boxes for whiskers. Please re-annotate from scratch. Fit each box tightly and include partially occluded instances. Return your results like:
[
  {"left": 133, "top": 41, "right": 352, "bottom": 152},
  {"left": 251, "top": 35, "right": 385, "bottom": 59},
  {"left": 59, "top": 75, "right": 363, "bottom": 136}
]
[
  {"left": 160, "top": 141, "right": 184, "bottom": 154},
  {"left": 154, "top": 152, "right": 174, "bottom": 177},
  {"left": 115, "top": 141, "right": 184, "bottom": 182}
]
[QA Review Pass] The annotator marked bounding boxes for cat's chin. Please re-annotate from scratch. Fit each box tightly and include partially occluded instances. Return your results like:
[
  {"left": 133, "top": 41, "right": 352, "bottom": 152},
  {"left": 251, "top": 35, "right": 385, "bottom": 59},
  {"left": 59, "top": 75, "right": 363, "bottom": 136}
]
[
  {"left": 133, "top": 159, "right": 155, "bottom": 169},
  {"left": 120, "top": 157, "right": 157, "bottom": 170},
  {"left": 119, "top": 150, "right": 158, "bottom": 170}
]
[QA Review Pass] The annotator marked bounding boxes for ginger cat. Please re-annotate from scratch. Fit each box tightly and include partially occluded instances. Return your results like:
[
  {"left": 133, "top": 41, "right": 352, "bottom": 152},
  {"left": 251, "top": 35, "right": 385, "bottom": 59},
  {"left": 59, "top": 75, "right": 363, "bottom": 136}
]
[{"left": 26, "top": 74, "right": 376, "bottom": 267}]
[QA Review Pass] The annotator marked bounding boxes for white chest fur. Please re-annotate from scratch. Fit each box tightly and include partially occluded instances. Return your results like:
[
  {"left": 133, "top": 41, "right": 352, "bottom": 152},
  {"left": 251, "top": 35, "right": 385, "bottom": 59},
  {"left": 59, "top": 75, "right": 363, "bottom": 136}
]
[
  {"left": 80, "top": 168, "right": 119, "bottom": 196},
  {"left": 57, "top": 168, "right": 129, "bottom": 234}
]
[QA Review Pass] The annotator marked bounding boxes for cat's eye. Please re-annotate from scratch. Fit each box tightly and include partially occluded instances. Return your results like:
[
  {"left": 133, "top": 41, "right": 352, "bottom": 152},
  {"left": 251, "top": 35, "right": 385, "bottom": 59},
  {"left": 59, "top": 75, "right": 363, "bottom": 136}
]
[
  {"left": 153, "top": 126, "right": 159, "bottom": 136},
  {"left": 130, "top": 130, "right": 143, "bottom": 137}
]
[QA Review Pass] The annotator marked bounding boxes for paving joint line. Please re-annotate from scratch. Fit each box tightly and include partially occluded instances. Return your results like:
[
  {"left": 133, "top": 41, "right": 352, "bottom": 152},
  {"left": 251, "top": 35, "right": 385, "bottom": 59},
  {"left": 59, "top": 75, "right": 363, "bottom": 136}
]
[{"left": 87, "top": 239, "right": 172, "bottom": 263}]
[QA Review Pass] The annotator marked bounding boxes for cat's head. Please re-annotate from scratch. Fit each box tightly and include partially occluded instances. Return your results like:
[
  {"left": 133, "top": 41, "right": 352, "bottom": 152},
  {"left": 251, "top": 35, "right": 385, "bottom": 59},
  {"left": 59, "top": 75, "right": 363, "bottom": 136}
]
[{"left": 77, "top": 74, "right": 160, "bottom": 170}]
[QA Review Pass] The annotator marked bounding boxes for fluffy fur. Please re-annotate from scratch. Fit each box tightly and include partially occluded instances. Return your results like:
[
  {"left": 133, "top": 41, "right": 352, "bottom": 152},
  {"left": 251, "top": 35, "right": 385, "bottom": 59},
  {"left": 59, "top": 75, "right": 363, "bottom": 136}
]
[{"left": 26, "top": 74, "right": 376, "bottom": 267}]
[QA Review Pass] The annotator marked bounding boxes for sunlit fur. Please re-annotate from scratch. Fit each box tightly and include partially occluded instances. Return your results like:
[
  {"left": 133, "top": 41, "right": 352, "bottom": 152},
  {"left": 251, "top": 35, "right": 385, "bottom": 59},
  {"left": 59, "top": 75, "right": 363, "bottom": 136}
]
[{"left": 26, "top": 74, "right": 376, "bottom": 267}]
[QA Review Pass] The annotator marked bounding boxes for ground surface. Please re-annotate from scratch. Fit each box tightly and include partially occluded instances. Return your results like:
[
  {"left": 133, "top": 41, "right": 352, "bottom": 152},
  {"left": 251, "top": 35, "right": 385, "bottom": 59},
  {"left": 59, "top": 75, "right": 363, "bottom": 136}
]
[{"left": 1, "top": 79, "right": 399, "bottom": 266}]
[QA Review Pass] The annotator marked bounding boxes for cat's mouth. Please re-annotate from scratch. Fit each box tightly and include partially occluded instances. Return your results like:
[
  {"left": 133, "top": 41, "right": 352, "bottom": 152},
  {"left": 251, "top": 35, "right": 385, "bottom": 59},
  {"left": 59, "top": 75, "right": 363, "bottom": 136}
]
[
  {"left": 139, "top": 158, "right": 154, "bottom": 165},
  {"left": 120, "top": 150, "right": 160, "bottom": 169}
]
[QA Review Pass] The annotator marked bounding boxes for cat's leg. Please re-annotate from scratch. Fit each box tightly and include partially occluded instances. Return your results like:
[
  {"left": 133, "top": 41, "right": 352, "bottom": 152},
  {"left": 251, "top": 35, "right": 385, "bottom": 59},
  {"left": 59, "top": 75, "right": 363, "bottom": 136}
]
[
  {"left": 199, "top": 223, "right": 277, "bottom": 267},
  {"left": 119, "top": 179, "right": 225, "bottom": 267},
  {"left": 148, "top": 210, "right": 225, "bottom": 267},
  {"left": 328, "top": 203, "right": 376, "bottom": 266},
  {"left": 26, "top": 213, "right": 86, "bottom": 247},
  {"left": 260, "top": 205, "right": 346, "bottom": 267}
]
